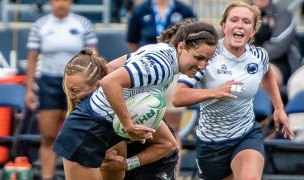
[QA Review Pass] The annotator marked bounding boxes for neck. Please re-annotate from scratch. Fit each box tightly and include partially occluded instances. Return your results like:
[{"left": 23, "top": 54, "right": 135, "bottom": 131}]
[
  {"left": 224, "top": 42, "right": 246, "bottom": 57},
  {"left": 155, "top": 0, "right": 170, "bottom": 7}
]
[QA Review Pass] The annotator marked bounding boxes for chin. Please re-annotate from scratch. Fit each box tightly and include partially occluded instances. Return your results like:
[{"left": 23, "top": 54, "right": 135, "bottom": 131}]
[{"left": 185, "top": 72, "right": 195, "bottom": 78}]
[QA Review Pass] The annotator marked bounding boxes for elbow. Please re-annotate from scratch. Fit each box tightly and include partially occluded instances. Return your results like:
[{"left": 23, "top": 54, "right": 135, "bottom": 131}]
[
  {"left": 172, "top": 96, "right": 183, "bottom": 107},
  {"left": 163, "top": 138, "right": 178, "bottom": 156},
  {"left": 99, "top": 76, "right": 110, "bottom": 89}
]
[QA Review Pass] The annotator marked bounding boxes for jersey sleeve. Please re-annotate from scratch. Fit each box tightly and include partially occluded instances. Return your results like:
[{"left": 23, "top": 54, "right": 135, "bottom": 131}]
[
  {"left": 26, "top": 18, "right": 44, "bottom": 51},
  {"left": 82, "top": 19, "right": 98, "bottom": 46},
  {"left": 260, "top": 47, "right": 270, "bottom": 76},
  {"left": 177, "top": 71, "right": 204, "bottom": 88},
  {"left": 124, "top": 45, "right": 173, "bottom": 88}
]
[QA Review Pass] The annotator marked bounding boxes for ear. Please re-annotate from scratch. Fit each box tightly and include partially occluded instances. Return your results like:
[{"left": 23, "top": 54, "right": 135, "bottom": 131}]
[
  {"left": 251, "top": 29, "right": 257, "bottom": 38},
  {"left": 177, "top": 42, "right": 184, "bottom": 54},
  {"left": 220, "top": 22, "right": 225, "bottom": 30}
]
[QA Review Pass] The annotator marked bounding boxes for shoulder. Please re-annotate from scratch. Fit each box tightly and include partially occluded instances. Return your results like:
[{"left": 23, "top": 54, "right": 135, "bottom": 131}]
[
  {"left": 70, "top": 13, "right": 93, "bottom": 23},
  {"left": 248, "top": 45, "right": 268, "bottom": 58},
  {"left": 32, "top": 14, "right": 51, "bottom": 29},
  {"left": 212, "top": 39, "right": 225, "bottom": 60},
  {"left": 269, "top": 3, "right": 292, "bottom": 17},
  {"left": 131, "top": 1, "right": 151, "bottom": 14},
  {"left": 247, "top": 45, "right": 269, "bottom": 66},
  {"left": 174, "top": 1, "right": 195, "bottom": 14}
]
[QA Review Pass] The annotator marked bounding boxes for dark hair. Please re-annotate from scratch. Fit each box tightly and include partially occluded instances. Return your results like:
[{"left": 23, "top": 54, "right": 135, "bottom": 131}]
[{"left": 157, "top": 19, "right": 219, "bottom": 50}]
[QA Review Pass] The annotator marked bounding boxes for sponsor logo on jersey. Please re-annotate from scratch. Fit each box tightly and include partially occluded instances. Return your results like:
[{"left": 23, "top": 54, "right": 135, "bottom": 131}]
[
  {"left": 140, "top": 58, "right": 151, "bottom": 73},
  {"left": 217, "top": 64, "right": 232, "bottom": 75}
]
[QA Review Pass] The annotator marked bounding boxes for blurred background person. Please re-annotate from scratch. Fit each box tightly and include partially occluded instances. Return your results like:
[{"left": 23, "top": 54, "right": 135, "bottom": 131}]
[
  {"left": 287, "top": 63, "right": 304, "bottom": 141},
  {"left": 249, "top": 0, "right": 302, "bottom": 101},
  {"left": 25, "top": 0, "right": 98, "bottom": 179},
  {"left": 125, "top": 0, "right": 196, "bottom": 174},
  {"left": 126, "top": 0, "right": 196, "bottom": 52}
]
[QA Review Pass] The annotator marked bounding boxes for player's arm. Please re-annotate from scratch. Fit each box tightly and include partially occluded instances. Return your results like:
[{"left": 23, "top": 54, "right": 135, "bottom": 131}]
[
  {"left": 100, "top": 68, "right": 155, "bottom": 143},
  {"left": 173, "top": 80, "right": 243, "bottom": 107},
  {"left": 106, "top": 55, "right": 128, "bottom": 74},
  {"left": 25, "top": 50, "right": 39, "bottom": 110},
  {"left": 100, "top": 121, "right": 177, "bottom": 171},
  {"left": 260, "top": 67, "right": 293, "bottom": 139}
]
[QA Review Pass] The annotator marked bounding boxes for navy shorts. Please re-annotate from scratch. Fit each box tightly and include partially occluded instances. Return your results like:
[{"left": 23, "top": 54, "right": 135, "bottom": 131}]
[
  {"left": 36, "top": 75, "right": 67, "bottom": 110},
  {"left": 124, "top": 124, "right": 179, "bottom": 180},
  {"left": 124, "top": 150, "right": 178, "bottom": 180},
  {"left": 53, "top": 96, "right": 124, "bottom": 168},
  {"left": 196, "top": 121, "right": 264, "bottom": 180}
]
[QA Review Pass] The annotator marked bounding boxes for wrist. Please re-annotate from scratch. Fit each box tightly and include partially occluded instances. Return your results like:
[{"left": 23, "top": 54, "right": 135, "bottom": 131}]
[{"left": 126, "top": 155, "right": 140, "bottom": 171}]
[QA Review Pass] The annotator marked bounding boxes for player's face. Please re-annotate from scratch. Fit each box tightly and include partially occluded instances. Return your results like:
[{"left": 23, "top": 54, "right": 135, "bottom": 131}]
[
  {"left": 178, "top": 42, "right": 216, "bottom": 78},
  {"left": 221, "top": 7, "right": 256, "bottom": 54},
  {"left": 50, "top": 0, "right": 73, "bottom": 19},
  {"left": 64, "top": 72, "right": 96, "bottom": 105}
]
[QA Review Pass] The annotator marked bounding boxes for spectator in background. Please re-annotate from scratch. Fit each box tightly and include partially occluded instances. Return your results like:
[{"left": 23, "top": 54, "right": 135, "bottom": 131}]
[
  {"left": 249, "top": 0, "right": 302, "bottom": 87},
  {"left": 287, "top": 63, "right": 304, "bottom": 141},
  {"left": 126, "top": 0, "right": 196, "bottom": 174},
  {"left": 126, "top": 0, "right": 196, "bottom": 51},
  {"left": 25, "top": 0, "right": 97, "bottom": 179}
]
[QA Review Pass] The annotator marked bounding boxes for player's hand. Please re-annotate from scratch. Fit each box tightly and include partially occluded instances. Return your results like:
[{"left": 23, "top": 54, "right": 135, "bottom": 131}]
[
  {"left": 25, "top": 90, "right": 37, "bottom": 110},
  {"left": 125, "top": 124, "right": 155, "bottom": 144},
  {"left": 273, "top": 109, "right": 294, "bottom": 139},
  {"left": 100, "top": 150, "right": 127, "bottom": 171},
  {"left": 214, "top": 80, "right": 244, "bottom": 99}
]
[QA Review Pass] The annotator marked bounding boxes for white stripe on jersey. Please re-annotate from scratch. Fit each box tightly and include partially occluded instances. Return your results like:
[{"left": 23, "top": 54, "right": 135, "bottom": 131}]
[
  {"left": 178, "top": 39, "right": 269, "bottom": 143},
  {"left": 90, "top": 43, "right": 179, "bottom": 122}
]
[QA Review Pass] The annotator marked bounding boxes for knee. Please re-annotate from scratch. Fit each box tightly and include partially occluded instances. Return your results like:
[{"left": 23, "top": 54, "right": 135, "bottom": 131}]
[
  {"left": 41, "top": 135, "right": 56, "bottom": 146},
  {"left": 236, "top": 172, "right": 262, "bottom": 180}
]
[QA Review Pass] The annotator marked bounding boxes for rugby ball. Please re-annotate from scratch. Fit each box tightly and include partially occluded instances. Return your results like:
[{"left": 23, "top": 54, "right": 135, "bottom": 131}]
[{"left": 113, "top": 92, "right": 166, "bottom": 138}]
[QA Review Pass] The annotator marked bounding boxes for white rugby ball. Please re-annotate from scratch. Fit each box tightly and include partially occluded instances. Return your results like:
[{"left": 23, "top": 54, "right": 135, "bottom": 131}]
[{"left": 113, "top": 92, "right": 166, "bottom": 138}]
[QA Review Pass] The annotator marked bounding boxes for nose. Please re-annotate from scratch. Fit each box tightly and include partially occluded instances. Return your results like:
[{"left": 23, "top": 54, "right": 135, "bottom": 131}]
[
  {"left": 198, "top": 61, "right": 208, "bottom": 70},
  {"left": 236, "top": 20, "right": 243, "bottom": 28}
]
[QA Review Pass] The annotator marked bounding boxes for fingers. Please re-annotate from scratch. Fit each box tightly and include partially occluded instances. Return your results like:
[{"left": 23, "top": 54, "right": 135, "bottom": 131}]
[
  {"left": 130, "top": 132, "right": 153, "bottom": 143},
  {"left": 281, "top": 126, "right": 294, "bottom": 139},
  {"left": 137, "top": 125, "right": 156, "bottom": 133},
  {"left": 230, "top": 84, "right": 245, "bottom": 93},
  {"left": 105, "top": 154, "right": 124, "bottom": 162},
  {"left": 228, "top": 80, "right": 243, "bottom": 85},
  {"left": 105, "top": 150, "right": 117, "bottom": 159}
]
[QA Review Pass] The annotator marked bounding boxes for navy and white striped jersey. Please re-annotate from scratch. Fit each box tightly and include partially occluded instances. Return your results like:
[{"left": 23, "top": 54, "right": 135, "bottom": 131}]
[
  {"left": 27, "top": 13, "right": 98, "bottom": 77},
  {"left": 90, "top": 43, "right": 179, "bottom": 122},
  {"left": 178, "top": 39, "right": 269, "bottom": 143}
]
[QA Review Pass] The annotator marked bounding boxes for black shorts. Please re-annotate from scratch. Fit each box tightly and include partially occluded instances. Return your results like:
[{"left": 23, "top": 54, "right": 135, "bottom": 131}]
[
  {"left": 196, "top": 122, "right": 264, "bottom": 180},
  {"left": 53, "top": 96, "right": 124, "bottom": 168},
  {"left": 125, "top": 146, "right": 178, "bottom": 180},
  {"left": 124, "top": 124, "right": 179, "bottom": 180},
  {"left": 36, "top": 75, "right": 67, "bottom": 110}
]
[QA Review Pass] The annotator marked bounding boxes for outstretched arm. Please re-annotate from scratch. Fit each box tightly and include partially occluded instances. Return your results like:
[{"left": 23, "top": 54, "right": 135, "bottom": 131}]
[{"left": 173, "top": 80, "right": 243, "bottom": 107}]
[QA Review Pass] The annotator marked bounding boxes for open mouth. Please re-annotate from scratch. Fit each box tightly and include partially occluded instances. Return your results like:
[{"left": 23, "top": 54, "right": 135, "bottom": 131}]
[
  {"left": 189, "top": 67, "right": 199, "bottom": 74},
  {"left": 233, "top": 31, "right": 244, "bottom": 39}
]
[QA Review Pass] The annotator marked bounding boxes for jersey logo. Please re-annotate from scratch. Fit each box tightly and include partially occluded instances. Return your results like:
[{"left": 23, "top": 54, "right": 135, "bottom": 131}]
[
  {"left": 217, "top": 64, "right": 232, "bottom": 75},
  {"left": 70, "top": 29, "right": 79, "bottom": 35},
  {"left": 245, "top": 63, "right": 258, "bottom": 74}
]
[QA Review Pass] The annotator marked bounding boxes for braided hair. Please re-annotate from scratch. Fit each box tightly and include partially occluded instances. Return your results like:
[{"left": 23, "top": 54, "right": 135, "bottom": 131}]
[{"left": 63, "top": 47, "right": 107, "bottom": 114}]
